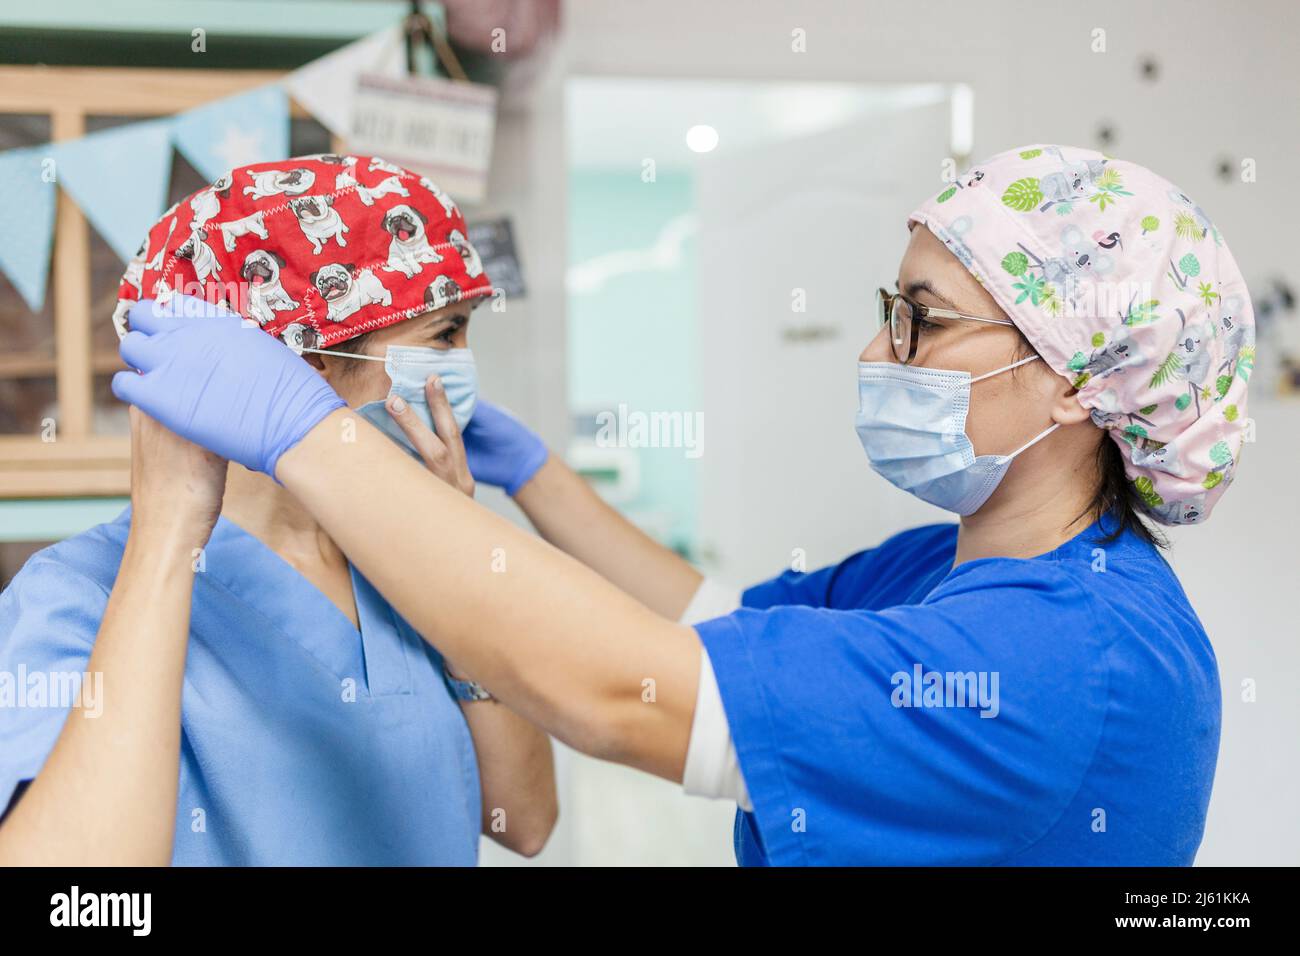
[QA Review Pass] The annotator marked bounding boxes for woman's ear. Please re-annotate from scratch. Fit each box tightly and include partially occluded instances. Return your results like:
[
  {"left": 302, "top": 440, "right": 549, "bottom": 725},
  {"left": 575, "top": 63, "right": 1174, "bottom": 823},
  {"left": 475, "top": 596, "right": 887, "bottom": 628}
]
[
  {"left": 1051, "top": 384, "right": 1094, "bottom": 426},
  {"left": 302, "top": 352, "right": 327, "bottom": 372}
]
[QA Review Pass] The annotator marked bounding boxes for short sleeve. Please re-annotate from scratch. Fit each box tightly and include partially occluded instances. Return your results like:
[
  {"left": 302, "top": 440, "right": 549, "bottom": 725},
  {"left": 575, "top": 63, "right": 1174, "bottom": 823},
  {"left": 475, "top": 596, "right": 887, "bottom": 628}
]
[
  {"left": 742, "top": 562, "right": 847, "bottom": 610},
  {"left": 0, "top": 559, "right": 106, "bottom": 811},
  {"left": 695, "top": 560, "right": 1111, "bottom": 865}
]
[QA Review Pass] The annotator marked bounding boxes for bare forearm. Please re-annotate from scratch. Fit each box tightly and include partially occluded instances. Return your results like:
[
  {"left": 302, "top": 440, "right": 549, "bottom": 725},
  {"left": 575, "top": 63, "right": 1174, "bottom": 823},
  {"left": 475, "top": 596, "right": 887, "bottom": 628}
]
[
  {"left": 513, "top": 455, "right": 703, "bottom": 619},
  {"left": 0, "top": 528, "right": 199, "bottom": 865},
  {"left": 278, "top": 410, "right": 700, "bottom": 781},
  {"left": 460, "top": 699, "right": 557, "bottom": 856}
]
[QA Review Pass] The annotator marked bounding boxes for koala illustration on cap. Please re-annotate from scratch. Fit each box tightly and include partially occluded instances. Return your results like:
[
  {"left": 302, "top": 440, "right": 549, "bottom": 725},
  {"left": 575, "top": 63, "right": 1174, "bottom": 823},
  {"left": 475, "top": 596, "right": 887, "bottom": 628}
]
[
  {"left": 1038, "top": 146, "right": 1109, "bottom": 212},
  {"left": 1081, "top": 325, "right": 1145, "bottom": 380}
]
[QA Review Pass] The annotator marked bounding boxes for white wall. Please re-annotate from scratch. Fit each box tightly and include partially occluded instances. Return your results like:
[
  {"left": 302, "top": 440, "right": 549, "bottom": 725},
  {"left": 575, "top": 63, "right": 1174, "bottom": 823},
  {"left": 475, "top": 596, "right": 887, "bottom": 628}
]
[{"left": 477, "top": 0, "right": 1300, "bottom": 865}]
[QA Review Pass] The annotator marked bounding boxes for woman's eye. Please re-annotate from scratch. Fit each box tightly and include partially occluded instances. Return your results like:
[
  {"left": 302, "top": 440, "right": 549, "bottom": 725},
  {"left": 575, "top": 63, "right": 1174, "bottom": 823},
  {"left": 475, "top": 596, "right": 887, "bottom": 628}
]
[{"left": 916, "top": 317, "right": 941, "bottom": 333}]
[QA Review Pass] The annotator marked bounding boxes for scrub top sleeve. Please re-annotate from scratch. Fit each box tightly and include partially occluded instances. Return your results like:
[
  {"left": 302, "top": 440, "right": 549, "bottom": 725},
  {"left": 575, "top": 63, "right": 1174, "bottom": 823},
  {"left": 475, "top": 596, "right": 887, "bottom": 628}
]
[
  {"left": 695, "top": 562, "right": 1112, "bottom": 865},
  {"left": 741, "top": 562, "right": 843, "bottom": 609},
  {"left": 0, "top": 558, "right": 106, "bottom": 810}
]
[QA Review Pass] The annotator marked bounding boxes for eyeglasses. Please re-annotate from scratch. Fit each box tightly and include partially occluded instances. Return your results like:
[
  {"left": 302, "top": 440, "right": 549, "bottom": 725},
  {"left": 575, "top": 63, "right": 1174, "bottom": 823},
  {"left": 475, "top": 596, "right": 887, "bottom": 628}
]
[{"left": 876, "top": 287, "right": 1016, "bottom": 364}]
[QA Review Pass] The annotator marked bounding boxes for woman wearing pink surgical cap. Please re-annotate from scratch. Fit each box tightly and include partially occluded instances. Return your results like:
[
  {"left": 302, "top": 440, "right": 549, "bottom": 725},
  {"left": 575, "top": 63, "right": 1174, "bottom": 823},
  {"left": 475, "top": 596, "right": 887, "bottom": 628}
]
[{"left": 48, "top": 145, "right": 1252, "bottom": 865}]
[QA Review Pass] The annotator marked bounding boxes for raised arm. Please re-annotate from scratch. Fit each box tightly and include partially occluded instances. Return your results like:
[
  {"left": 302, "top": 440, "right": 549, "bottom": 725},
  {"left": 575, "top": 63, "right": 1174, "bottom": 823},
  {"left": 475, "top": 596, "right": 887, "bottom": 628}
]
[{"left": 0, "top": 408, "right": 225, "bottom": 865}]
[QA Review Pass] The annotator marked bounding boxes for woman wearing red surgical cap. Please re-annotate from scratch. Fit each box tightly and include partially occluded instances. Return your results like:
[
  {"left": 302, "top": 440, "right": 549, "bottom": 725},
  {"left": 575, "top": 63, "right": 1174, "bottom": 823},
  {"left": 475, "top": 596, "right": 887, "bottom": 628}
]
[
  {"left": 16, "top": 146, "right": 1252, "bottom": 866},
  {"left": 0, "top": 156, "right": 555, "bottom": 865}
]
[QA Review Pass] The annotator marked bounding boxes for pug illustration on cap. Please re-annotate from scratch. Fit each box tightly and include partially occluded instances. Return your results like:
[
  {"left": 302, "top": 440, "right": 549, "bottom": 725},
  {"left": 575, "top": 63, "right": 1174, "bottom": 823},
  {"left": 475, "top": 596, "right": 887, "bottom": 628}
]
[
  {"left": 243, "top": 167, "right": 316, "bottom": 200},
  {"left": 311, "top": 262, "right": 392, "bottom": 323},
  {"left": 241, "top": 250, "right": 299, "bottom": 326},
  {"left": 425, "top": 274, "right": 462, "bottom": 311},
  {"left": 175, "top": 228, "right": 222, "bottom": 283},
  {"left": 381, "top": 204, "right": 443, "bottom": 278},
  {"left": 218, "top": 210, "right": 269, "bottom": 252},
  {"left": 419, "top": 177, "right": 459, "bottom": 218},
  {"left": 280, "top": 321, "right": 321, "bottom": 353},
  {"left": 289, "top": 195, "right": 349, "bottom": 254},
  {"left": 447, "top": 228, "right": 483, "bottom": 279}
]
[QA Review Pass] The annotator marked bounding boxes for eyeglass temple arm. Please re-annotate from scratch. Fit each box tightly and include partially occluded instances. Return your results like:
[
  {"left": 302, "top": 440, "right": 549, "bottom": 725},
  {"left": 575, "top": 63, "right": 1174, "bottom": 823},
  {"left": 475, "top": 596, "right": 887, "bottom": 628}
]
[
  {"left": 923, "top": 307, "right": 1015, "bottom": 326},
  {"left": 882, "top": 290, "right": 1013, "bottom": 328}
]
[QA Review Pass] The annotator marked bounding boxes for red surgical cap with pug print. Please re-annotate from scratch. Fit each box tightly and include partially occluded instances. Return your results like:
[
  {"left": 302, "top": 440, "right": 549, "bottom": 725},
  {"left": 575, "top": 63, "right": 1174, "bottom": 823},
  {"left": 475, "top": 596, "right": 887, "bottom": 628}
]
[{"left": 112, "top": 154, "right": 493, "bottom": 352}]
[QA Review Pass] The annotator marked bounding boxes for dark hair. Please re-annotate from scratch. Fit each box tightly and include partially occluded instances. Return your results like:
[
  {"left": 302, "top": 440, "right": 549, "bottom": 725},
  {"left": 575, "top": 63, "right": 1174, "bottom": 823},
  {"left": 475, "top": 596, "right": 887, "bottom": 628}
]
[
  {"left": 326, "top": 330, "right": 378, "bottom": 378},
  {"left": 1009, "top": 332, "right": 1168, "bottom": 550},
  {"left": 331, "top": 330, "right": 374, "bottom": 355}
]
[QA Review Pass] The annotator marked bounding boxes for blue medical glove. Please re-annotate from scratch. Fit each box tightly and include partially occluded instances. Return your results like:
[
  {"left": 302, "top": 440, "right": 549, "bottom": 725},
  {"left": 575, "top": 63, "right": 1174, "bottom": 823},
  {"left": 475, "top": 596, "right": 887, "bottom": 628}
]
[
  {"left": 111, "top": 295, "right": 346, "bottom": 477},
  {"left": 462, "top": 400, "right": 549, "bottom": 496}
]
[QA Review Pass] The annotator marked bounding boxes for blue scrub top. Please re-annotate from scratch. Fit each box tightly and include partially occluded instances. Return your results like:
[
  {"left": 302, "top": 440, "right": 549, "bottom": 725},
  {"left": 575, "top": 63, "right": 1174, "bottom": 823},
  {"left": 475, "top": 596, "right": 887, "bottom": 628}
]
[
  {"left": 0, "top": 507, "right": 481, "bottom": 865},
  {"left": 695, "top": 510, "right": 1221, "bottom": 866}
]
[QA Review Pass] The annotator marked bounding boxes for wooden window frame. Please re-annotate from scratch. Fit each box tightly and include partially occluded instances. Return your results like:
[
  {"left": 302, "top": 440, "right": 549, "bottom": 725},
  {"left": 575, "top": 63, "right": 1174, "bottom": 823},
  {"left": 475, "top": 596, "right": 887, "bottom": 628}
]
[{"left": 0, "top": 65, "right": 324, "bottom": 497}]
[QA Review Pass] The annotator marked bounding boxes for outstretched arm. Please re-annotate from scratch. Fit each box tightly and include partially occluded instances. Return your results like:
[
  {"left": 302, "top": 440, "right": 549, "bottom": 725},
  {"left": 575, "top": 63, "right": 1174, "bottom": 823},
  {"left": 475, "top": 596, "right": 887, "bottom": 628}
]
[{"left": 279, "top": 409, "right": 701, "bottom": 781}]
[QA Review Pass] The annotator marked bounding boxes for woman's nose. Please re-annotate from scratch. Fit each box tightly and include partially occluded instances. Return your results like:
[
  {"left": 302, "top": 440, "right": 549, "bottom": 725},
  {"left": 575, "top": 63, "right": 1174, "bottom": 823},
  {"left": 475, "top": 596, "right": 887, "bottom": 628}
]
[{"left": 860, "top": 323, "right": 895, "bottom": 363}]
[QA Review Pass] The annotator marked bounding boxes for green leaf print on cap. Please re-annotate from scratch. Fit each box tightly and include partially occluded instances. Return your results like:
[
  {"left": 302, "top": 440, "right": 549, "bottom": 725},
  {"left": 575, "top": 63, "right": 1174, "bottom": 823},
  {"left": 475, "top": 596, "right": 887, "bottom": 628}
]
[
  {"left": 1002, "top": 177, "right": 1043, "bottom": 212},
  {"left": 1150, "top": 351, "right": 1183, "bottom": 389},
  {"left": 1001, "top": 251, "right": 1029, "bottom": 276},
  {"left": 1134, "top": 476, "right": 1164, "bottom": 508},
  {"left": 1088, "top": 168, "right": 1133, "bottom": 212}
]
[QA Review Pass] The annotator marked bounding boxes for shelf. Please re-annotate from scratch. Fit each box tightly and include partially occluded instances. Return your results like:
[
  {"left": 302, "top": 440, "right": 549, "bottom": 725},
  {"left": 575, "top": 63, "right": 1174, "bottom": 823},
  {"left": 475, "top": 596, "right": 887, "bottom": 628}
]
[{"left": 0, "top": 350, "right": 126, "bottom": 379}]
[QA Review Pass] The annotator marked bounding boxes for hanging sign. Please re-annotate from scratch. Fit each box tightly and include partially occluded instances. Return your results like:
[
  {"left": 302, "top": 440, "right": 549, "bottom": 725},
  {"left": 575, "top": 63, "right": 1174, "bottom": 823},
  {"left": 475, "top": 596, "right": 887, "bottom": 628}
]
[{"left": 349, "top": 72, "right": 497, "bottom": 203}]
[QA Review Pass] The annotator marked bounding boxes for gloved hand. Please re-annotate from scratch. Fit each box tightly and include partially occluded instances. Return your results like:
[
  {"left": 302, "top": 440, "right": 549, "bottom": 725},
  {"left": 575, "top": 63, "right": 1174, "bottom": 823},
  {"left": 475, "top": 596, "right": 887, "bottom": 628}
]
[
  {"left": 462, "top": 400, "right": 549, "bottom": 496},
  {"left": 111, "top": 295, "right": 347, "bottom": 477}
]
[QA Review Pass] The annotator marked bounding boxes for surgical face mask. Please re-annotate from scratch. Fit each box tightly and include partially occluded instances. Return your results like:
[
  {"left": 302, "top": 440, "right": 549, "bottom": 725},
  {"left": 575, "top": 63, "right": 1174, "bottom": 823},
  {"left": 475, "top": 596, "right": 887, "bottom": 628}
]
[
  {"left": 304, "top": 344, "right": 477, "bottom": 459},
  {"left": 854, "top": 354, "right": 1060, "bottom": 516}
]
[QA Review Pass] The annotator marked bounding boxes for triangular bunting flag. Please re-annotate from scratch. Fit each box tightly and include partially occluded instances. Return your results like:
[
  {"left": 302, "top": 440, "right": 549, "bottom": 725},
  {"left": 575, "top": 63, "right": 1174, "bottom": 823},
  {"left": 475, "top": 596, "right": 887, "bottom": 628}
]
[
  {"left": 0, "top": 145, "right": 57, "bottom": 312},
  {"left": 50, "top": 119, "right": 173, "bottom": 264},
  {"left": 284, "top": 25, "right": 405, "bottom": 138},
  {"left": 172, "top": 84, "right": 289, "bottom": 183}
]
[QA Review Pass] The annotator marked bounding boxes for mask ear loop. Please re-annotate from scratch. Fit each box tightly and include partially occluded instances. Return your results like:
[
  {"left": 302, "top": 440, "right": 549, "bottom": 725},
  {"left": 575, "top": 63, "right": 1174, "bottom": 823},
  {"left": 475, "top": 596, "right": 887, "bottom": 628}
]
[
  {"left": 1003, "top": 420, "right": 1062, "bottom": 460},
  {"left": 968, "top": 353, "right": 1062, "bottom": 459},
  {"left": 970, "top": 353, "right": 1042, "bottom": 383},
  {"left": 301, "top": 347, "right": 386, "bottom": 362}
]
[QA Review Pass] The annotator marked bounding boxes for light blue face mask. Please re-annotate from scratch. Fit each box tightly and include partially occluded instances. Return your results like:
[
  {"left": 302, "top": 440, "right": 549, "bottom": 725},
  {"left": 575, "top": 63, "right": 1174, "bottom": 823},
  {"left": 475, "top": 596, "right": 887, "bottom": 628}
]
[
  {"left": 305, "top": 344, "right": 477, "bottom": 459},
  {"left": 854, "top": 355, "right": 1060, "bottom": 516}
]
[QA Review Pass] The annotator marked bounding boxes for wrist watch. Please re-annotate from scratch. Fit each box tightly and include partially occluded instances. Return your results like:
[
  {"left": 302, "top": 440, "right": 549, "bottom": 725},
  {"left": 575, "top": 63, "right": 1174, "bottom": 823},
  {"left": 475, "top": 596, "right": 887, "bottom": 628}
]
[{"left": 444, "top": 667, "right": 493, "bottom": 702}]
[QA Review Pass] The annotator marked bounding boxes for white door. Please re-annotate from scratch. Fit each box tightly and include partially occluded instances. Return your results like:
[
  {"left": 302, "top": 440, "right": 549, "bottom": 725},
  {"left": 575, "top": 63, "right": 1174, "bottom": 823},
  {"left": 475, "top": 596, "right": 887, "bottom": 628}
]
[{"left": 695, "top": 98, "right": 958, "bottom": 586}]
